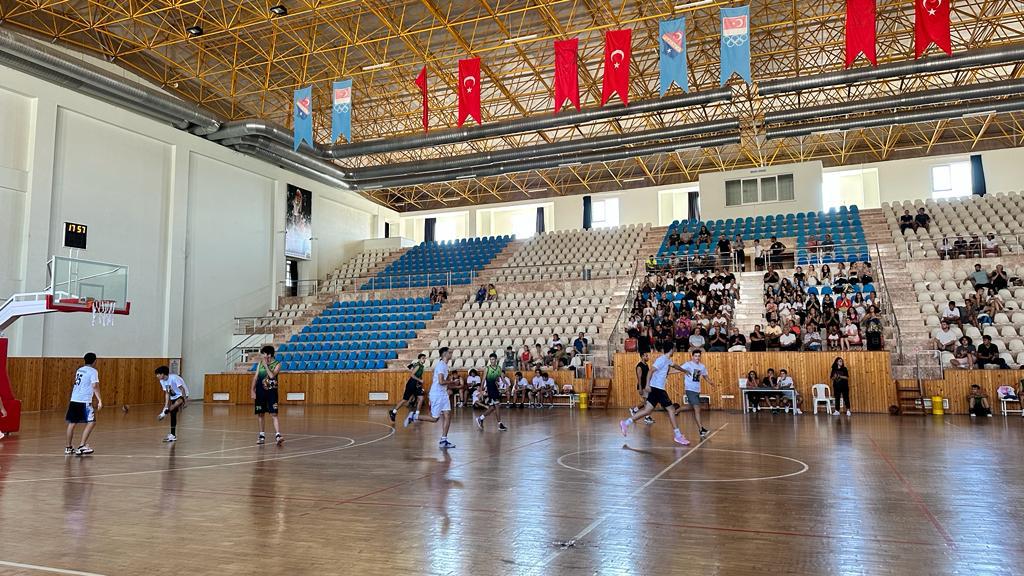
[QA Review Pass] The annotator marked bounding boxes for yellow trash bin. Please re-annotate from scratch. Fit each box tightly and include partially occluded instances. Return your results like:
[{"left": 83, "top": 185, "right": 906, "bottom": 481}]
[
  {"left": 931, "top": 395, "right": 944, "bottom": 415},
  {"left": 579, "top": 393, "right": 588, "bottom": 410}
]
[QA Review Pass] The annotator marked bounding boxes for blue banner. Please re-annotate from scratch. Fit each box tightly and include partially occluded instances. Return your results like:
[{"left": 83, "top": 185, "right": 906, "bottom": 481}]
[
  {"left": 293, "top": 85, "right": 313, "bottom": 151},
  {"left": 331, "top": 79, "right": 352, "bottom": 143},
  {"left": 659, "top": 16, "right": 688, "bottom": 95},
  {"left": 720, "top": 6, "right": 752, "bottom": 85}
]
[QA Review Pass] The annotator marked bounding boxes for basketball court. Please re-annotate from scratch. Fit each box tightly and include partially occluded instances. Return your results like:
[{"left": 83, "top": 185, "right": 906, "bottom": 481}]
[{"left": 1, "top": 406, "right": 1018, "bottom": 575}]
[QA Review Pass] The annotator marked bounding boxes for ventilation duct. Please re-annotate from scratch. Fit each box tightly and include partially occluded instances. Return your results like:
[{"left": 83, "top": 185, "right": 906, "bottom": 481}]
[
  {"left": 765, "top": 98, "right": 1024, "bottom": 140},
  {"left": 759, "top": 43, "right": 1024, "bottom": 96},
  {"left": 764, "top": 78, "right": 1024, "bottom": 125}
]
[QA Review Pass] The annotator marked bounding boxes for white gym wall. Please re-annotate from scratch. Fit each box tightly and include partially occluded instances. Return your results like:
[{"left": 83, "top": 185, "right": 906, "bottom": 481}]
[{"left": 0, "top": 61, "right": 397, "bottom": 398}]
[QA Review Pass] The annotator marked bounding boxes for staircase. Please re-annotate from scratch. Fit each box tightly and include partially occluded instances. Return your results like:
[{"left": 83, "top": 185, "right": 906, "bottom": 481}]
[{"left": 733, "top": 272, "right": 765, "bottom": 336}]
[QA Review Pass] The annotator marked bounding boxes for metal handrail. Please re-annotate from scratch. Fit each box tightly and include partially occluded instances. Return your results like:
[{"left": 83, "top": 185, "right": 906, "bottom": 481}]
[
  {"left": 608, "top": 258, "right": 645, "bottom": 366},
  {"left": 225, "top": 332, "right": 270, "bottom": 371},
  {"left": 873, "top": 242, "right": 903, "bottom": 360},
  {"left": 893, "top": 231, "right": 1022, "bottom": 255},
  {"left": 280, "top": 279, "right": 320, "bottom": 298}
]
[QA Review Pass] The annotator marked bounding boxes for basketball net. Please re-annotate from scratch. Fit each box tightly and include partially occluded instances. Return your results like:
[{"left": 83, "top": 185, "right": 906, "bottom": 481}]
[{"left": 91, "top": 299, "right": 116, "bottom": 327}]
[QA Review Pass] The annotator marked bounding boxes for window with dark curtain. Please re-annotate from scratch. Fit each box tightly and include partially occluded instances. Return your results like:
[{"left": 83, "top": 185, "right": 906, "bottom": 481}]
[
  {"left": 424, "top": 217, "right": 436, "bottom": 242},
  {"left": 536, "top": 207, "right": 546, "bottom": 234},
  {"left": 970, "top": 154, "right": 987, "bottom": 196},
  {"left": 582, "top": 196, "right": 592, "bottom": 230},
  {"left": 688, "top": 191, "right": 701, "bottom": 221}
]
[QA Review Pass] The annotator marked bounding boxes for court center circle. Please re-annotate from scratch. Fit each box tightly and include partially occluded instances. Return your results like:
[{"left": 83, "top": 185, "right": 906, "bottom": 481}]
[{"left": 557, "top": 447, "right": 809, "bottom": 482}]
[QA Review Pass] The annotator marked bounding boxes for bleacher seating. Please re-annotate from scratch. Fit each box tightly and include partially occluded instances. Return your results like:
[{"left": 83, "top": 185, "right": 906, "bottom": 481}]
[
  {"left": 884, "top": 193, "right": 1024, "bottom": 259},
  {"left": 494, "top": 225, "right": 647, "bottom": 282},
  {"left": 256, "top": 297, "right": 441, "bottom": 371},
  {"left": 430, "top": 287, "right": 613, "bottom": 369},
  {"left": 658, "top": 207, "right": 868, "bottom": 266},
  {"left": 321, "top": 249, "right": 393, "bottom": 293},
  {"left": 361, "top": 236, "right": 513, "bottom": 290},
  {"left": 912, "top": 263, "right": 1024, "bottom": 368},
  {"left": 261, "top": 303, "right": 311, "bottom": 328}
]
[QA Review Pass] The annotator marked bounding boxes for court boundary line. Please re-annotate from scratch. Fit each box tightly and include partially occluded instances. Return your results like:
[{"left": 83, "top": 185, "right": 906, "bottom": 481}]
[
  {"left": 0, "top": 560, "right": 107, "bottom": 576},
  {"left": 531, "top": 423, "right": 728, "bottom": 571},
  {"left": 556, "top": 446, "right": 808, "bottom": 483},
  {"left": 868, "top": 436, "right": 957, "bottom": 548}
]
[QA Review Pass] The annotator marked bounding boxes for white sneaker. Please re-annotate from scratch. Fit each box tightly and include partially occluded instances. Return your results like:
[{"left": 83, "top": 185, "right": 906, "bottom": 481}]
[
  {"left": 832, "top": 411, "right": 840, "bottom": 416},
  {"left": 970, "top": 413, "right": 977, "bottom": 417},
  {"left": 163, "top": 434, "right": 176, "bottom": 442},
  {"left": 475, "top": 416, "right": 484, "bottom": 430},
  {"left": 846, "top": 410, "right": 852, "bottom": 416},
  {"left": 158, "top": 409, "right": 167, "bottom": 421},
  {"left": 987, "top": 414, "right": 993, "bottom": 418},
  {"left": 75, "top": 445, "right": 94, "bottom": 455},
  {"left": 795, "top": 409, "right": 803, "bottom": 415},
  {"left": 629, "top": 407, "right": 639, "bottom": 416}
]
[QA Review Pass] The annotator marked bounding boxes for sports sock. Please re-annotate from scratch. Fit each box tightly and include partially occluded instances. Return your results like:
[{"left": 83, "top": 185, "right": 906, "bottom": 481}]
[{"left": 673, "top": 428, "right": 681, "bottom": 435}]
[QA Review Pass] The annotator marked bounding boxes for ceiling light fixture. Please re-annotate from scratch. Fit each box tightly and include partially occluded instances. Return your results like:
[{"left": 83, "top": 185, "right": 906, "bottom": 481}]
[
  {"left": 186, "top": 25, "right": 204, "bottom": 37},
  {"left": 456, "top": 174, "right": 477, "bottom": 179},
  {"left": 621, "top": 177, "right": 647, "bottom": 183},
  {"left": 558, "top": 161, "right": 582, "bottom": 167},
  {"left": 269, "top": 4, "right": 288, "bottom": 16},
  {"left": 675, "top": 0, "right": 713, "bottom": 10},
  {"left": 962, "top": 109, "right": 996, "bottom": 119},
  {"left": 674, "top": 145, "right": 699, "bottom": 153},
  {"left": 525, "top": 188, "right": 548, "bottom": 193},
  {"left": 504, "top": 34, "right": 538, "bottom": 44},
  {"left": 361, "top": 62, "right": 391, "bottom": 71},
  {"left": 812, "top": 128, "right": 843, "bottom": 135}
]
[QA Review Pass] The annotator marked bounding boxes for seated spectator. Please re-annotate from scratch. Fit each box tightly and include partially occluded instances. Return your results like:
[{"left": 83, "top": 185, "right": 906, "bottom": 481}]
[
  {"left": 573, "top": 332, "right": 589, "bottom": 355},
  {"left": 970, "top": 263, "right": 991, "bottom": 291},
  {"left": 760, "top": 368, "right": 781, "bottom": 412},
  {"left": 538, "top": 372, "right": 558, "bottom": 407},
  {"left": 668, "top": 230, "right": 681, "bottom": 247},
  {"left": 727, "top": 327, "right": 747, "bottom": 352},
  {"left": 707, "top": 325, "right": 729, "bottom": 352},
  {"left": 952, "top": 235, "right": 969, "bottom": 258},
  {"left": 764, "top": 320, "right": 783, "bottom": 350},
  {"left": 950, "top": 336, "right": 975, "bottom": 369},
  {"left": 678, "top": 229, "right": 693, "bottom": 246},
  {"left": 968, "top": 234, "right": 983, "bottom": 258},
  {"left": 779, "top": 322, "right": 801, "bottom": 352},
  {"left": 534, "top": 344, "right": 547, "bottom": 368},
  {"left": 749, "top": 325, "right": 766, "bottom": 351},
  {"left": 503, "top": 346, "right": 518, "bottom": 370},
  {"left": 763, "top": 266, "right": 781, "bottom": 295},
  {"left": 967, "top": 384, "right": 993, "bottom": 417},
  {"left": 861, "top": 306, "right": 884, "bottom": 350},
  {"left": 792, "top": 266, "right": 807, "bottom": 288},
  {"left": 983, "top": 233, "right": 1001, "bottom": 257},
  {"left": 568, "top": 349, "right": 584, "bottom": 374},
  {"left": 938, "top": 237, "right": 953, "bottom": 260},
  {"left": 940, "top": 300, "right": 962, "bottom": 327},
  {"left": 976, "top": 335, "right": 1010, "bottom": 369},
  {"left": 898, "top": 209, "right": 916, "bottom": 233},
  {"left": 512, "top": 371, "right": 532, "bottom": 407},
  {"left": 914, "top": 207, "right": 931, "bottom": 232},
  {"left": 842, "top": 318, "right": 862, "bottom": 350},
  {"left": 930, "top": 321, "right": 959, "bottom": 352},
  {"left": 688, "top": 326, "right": 707, "bottom": 351},
  {"left": 806, "top": 235, "right": 820, "bottom": 256},
  {"left": 777, "top": 369, "right": 802, "bottom": 414},
  {"left": 752, "top": 239, "right": 765, "bottom": 270},
  {"left": 826, "top": 325, "right": 843, "bottom": 350},
  {"left": 804, "top": 322, "right": 823, "bottom": 351},
  {"left": 429, "top": 287, "right": 439, "bottom": 304},
  {"left": 486, "top": 283, "right": 497, "bottom": 301},
  {"left": 549, "top": 334, "right": 563, "bottom": 352},
  {"left": 821, "top": 233, "right": 835, "bottom": 254},
  {"left": 518, "top": 344, "right": 532, "bottom": 371},
  {"left": 743, "top": 370, "right": 763, "bottom": 412},
  {"left": 697, "top": 225, "right": 712, "bottom": 245},
  {"left": 462, "top": 369, "right": 481, "bottom": 408},
  {"left": 645, "top": 255, "right": 658, "bottom": 272},
  {"left": 439, "top": 286, "right": 449, "bottom": 302},
  {"left": 475, "top": 285, "right": 487, "bottom": 305}
]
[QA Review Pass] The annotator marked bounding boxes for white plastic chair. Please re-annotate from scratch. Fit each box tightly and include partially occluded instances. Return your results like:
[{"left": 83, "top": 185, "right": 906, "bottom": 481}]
[
  {"left": 997, "top": 385, "right": 1023, "bottom": 416},
  {"left": 811, "top": 383, "right": 834, "bottom": 415}
]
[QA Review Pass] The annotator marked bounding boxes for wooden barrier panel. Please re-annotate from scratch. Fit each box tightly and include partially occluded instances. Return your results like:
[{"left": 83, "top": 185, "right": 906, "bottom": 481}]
[{"left": 9, "top": 357, "right": 173, "bottom": 411}]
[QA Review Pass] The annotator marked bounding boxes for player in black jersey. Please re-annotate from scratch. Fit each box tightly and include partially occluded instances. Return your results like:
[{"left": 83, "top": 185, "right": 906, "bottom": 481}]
[
  {"left": 389, "top": 354, "right": 426, "bottom": 427},
  {"left": 629, "top": 351, "right": 656, "bottom": 425}
]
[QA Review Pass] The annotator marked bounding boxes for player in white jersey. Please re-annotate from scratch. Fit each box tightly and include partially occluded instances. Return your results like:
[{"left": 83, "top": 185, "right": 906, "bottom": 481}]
[
  {"left": 673, "top": 350, "right": 715, "bottom": 439},
  {"left": 155, "top": 366, "right": 190, "bottom": 442},
  {"left": 413, "top": 347, "right": 458, "bottom": 449},
  {"left": 619, "top": 342, "right": 690, "bottom": 445},
  {"left": 65, "top": 352, "right": 103, "bottom": 455}
]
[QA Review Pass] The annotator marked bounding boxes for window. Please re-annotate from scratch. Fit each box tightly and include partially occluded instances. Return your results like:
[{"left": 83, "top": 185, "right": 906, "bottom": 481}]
[
  {"left": 725, "top": 174, "right": 795, "bottom": 206},
  {"left": 823, "top": 168, "right": 879, "bottom": 211},
  {"left": 591, "top": 198, "right": 620, "bottom": 228},
  {"left": 435, "top": 218, "right": 457, "bottom": 242},
  {"left": 509, "top": 211, "right": 536, "bottom": 239},
  {"left": 931, "top": 162, "right": 972, "bottom": 199}
]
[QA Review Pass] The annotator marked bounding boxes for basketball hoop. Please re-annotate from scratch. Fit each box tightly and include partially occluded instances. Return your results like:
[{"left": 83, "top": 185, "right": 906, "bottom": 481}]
[{"left": 91, "top": 299, "right": 117, "bottom": 327}]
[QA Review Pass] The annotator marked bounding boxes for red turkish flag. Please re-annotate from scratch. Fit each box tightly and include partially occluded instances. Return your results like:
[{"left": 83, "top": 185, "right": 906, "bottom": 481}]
[
  {"left": 601, "top": 29, "right": 631, "bottom": 106},
  {"left": 458, "top": 57, "right": 481, "bottom": 126},
  {"left": 415, "top": 66, "right": 428, "bottom": 132},
  {"left": 845, "top": 0, "right": 877, "bottom": 67},
  {"left": 915, "top": 0, "right": 952, "bottom": 58},
  {"left": 554, "top": 38, "right": 580, "bottom": 113}
]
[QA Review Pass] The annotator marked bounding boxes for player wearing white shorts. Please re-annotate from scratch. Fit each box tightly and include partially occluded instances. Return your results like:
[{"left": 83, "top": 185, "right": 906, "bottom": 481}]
[
  {"left": 65, "top": 352, "right": 102, "bottom": 455},
  {"left": 619, "top": 342, "right": 689, "bottom": 445},
  {"left": 155, "top": 366, "right": 190, "bottom": 442},
  {"left": 414, "top": 347, "right": 457, "bottom": 449}
]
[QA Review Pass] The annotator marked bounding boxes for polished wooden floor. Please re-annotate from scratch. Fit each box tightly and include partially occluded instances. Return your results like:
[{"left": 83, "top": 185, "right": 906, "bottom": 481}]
[{"left": 0, "top": 404, "right": 1020, "bottom": 575}]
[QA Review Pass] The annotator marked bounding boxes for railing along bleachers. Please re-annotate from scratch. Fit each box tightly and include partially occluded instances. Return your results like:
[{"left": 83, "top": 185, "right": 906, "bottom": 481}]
[
  {"left": 320, "top": 248, "right": 393, "bottom": 293},
  {"left": 429, "top": 287, "right": 614, "bottom": 370},
  {"left": 495, "top": 225, "right": 647, "bottom": 282},
  {"left": 361, "top": 236, "right": 513, "bottom": 290},
  {"left": 260, "top": 297, "right": 442, "bottom": 371},
  {"left": 885, "top": 192, "right": 1024, "bottom": 259},
  {"left": 657, "top": 206, "right": 869, "bottom": 267}
]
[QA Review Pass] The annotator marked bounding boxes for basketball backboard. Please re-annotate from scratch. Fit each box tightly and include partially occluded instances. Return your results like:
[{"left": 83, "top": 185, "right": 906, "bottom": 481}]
[{"left": 45, "top": 256, "right": 130, "bottom": 316}]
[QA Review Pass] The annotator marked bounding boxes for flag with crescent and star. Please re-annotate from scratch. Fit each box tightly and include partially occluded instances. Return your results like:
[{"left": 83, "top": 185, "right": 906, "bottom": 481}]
[
  {"left": 554, "top": 38, "right": 580, "bottom": 113},
  {"left": 845, "top": 0, "right": 877, "bottom": 67},
  {"left": 601, "top": 29, "right": 632, "bottom": 106},
  {"left": 719, "top": 6, "right": 751, "bottom": 86},
  {"left": 293, "top": 85, "right": 313, "bottom": 151},
  {"left": 915, "top": 0, "right": 952, "bottom": 58},
  {"left": 659, "top": 16, "right": 688, "bottom": 96},
  {"left": 331, "top": 79, "right": 352, "bottom": 143},
  {"left": 458, "top": 57, "right": 481, "bottom": 126}
]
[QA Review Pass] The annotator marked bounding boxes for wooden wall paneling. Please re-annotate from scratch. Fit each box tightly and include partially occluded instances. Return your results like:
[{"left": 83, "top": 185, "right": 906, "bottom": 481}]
[{"left": 8, "top": 357, "right": 44, "bottom": 412}]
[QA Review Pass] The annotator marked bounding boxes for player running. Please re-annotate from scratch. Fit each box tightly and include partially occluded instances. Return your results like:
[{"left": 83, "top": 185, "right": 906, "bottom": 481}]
[
  {"left": 619, "top": 342, "right": 690, "bottom": 446},
  {"left": 414, "top": 347, "right": 458, "bottom": 449},
  {"left": 474, "top": 353, "right": 508, "bottom": 431},
  {"left": 65, "top": 352, "right": 102, "bottom": 455},
  {"left": 155, "top": 366, "right": 190, "bottom": 442},
  {"left": 673, "top": 350, "right": 715, "bottom": 439},
  {"left": 629, "top": 351, "right": 656, "bottom": 425},
  {"left": 392, "top": 354, "right": 426, "bottom": 427}
]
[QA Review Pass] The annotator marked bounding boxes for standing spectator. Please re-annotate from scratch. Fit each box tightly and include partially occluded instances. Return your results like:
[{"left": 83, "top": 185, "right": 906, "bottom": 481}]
[
  {"left": 938, "top": 237, "right": 953, "bottom": 260},
  {"left": 769, "top": 236, "right": 786, "bottom": 264},
  {"left": 899, "top": 209, "right": 916, "bottom": 233},
  {"left": 717, "top": 235, "right": 732, "bottom": 268},
  {"left": 914, "top": 207, "right": 931, "bottom": 232},
  {"left": 983, "top": 233, "right": 1002, "bottom": 257},
  {"left": 733, "top": 235, "right": 746, "bottom": 272},
  {"left": 976, "top": 335, "right": 1010, "bottom": 369},
  {"left": 966, "top": 384, "right": 993, "bottom": 417},
  {"left": 830, "top": 357, "right": 851, "bottom": 416},
  {"left": 753, "top": 239, "right": 765, "bottom": 270}
]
